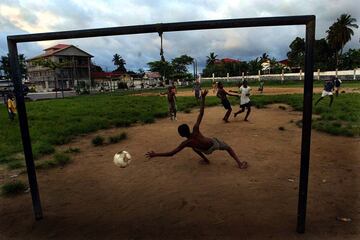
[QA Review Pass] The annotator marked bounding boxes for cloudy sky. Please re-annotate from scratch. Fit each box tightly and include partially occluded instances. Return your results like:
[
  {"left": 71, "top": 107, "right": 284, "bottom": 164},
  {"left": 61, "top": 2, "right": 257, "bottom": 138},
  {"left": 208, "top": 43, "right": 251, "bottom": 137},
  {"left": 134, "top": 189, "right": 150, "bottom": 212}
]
[{"left": 0, "top": 0, "right": 359, "bottom": 72}]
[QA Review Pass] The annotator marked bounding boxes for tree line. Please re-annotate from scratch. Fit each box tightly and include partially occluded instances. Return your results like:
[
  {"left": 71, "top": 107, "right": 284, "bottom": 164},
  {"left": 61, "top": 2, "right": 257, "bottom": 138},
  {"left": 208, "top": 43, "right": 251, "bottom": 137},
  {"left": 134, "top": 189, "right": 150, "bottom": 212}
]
[{"left": 202, "top": 13, "right": 359, "bottom": 77}]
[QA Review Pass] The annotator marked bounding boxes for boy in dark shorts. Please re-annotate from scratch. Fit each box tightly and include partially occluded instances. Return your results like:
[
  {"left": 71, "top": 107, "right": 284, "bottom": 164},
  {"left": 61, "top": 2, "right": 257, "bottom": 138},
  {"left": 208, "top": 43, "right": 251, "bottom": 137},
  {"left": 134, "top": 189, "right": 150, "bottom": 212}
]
[
  {"left": 146, "top": 90, "right": 248, "bottom": 169},
  {"left": 333, "top": 77, "right": 342, "bottom": 96},
  {"left": 315, "top": 78, "right": 335, "bottom": 107},
  {"left": 161, "top": 86, "right": 177, "bottom": 120},
  {"left": 192, "top": 79, "right": 201, "bottom": 101},
  {"left": 216, "top": 82, "right": 239, "bottom": 122},
  {"left": 258, "top": 80, "right": 264, "bottom": 93}
]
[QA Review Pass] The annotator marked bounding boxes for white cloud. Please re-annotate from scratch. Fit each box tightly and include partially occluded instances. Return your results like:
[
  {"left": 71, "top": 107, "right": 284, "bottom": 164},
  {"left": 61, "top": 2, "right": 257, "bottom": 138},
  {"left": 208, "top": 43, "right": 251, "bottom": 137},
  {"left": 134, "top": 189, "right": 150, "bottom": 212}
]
[{"left": 0, "top": 0, "right": 359, "bottom": 71}]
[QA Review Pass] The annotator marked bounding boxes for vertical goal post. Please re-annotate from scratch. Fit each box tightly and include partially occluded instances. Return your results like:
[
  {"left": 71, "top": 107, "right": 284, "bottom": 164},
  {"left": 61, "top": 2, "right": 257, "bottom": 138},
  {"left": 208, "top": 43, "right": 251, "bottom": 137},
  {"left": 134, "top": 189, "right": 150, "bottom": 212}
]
[{"left": 7, "top": 15, "right": 315, "bottom": 233}]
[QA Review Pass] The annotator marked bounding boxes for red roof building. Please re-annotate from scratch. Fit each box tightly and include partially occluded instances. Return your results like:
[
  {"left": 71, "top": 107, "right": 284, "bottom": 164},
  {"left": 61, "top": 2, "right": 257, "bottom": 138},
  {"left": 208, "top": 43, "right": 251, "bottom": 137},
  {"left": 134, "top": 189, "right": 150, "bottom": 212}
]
[{"left": 27, "top": 44, "right": 93, "bottom": 91}]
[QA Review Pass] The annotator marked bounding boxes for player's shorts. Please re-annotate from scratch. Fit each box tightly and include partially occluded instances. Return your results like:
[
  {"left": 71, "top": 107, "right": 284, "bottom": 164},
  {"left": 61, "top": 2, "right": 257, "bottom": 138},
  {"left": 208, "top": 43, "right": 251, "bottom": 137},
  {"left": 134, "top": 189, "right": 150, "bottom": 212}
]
[
  {"left": 168, "top": 101, "right": 177, "bottom": 111},
  {"left": 240, "top": 101, "right": 251, "bottom": 109},
  {"left": 195, "top": 138, "right": 229, "bottom": 155},
  {"left": 321, "top": 90, "right": 333, "bottom": 97},
  {"left": 195, "top": 90, "right": 201, "bottom": 99},
  {"left": 221, "top": 99, "right": 231, "bottom": 110}
]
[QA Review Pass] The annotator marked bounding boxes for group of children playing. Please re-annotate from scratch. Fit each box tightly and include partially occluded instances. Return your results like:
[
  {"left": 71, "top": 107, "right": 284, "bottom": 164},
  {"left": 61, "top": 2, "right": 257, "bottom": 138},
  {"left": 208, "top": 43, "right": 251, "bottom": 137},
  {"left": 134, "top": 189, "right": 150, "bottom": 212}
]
[
  {"left": 164, "top": 79, "right": 253, "bottom": 122},
  {"left": 151, "top": 75, "right": 343, "bottom": 169}
]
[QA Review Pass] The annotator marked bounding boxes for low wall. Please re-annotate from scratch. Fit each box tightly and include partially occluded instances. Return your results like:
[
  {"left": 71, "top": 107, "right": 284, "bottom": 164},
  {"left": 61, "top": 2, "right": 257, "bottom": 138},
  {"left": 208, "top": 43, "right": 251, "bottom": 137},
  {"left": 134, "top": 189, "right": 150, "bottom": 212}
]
[{"left": 201, "top": 69, "right": 360, "bottom": 82}]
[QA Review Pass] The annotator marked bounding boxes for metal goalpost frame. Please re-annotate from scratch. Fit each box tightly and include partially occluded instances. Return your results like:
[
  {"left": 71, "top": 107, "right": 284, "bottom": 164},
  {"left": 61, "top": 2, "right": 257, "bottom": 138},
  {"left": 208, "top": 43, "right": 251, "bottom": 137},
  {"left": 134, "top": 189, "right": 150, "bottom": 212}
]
[{"left": 7, "top": 15, "right": 315, "bottom": 233}]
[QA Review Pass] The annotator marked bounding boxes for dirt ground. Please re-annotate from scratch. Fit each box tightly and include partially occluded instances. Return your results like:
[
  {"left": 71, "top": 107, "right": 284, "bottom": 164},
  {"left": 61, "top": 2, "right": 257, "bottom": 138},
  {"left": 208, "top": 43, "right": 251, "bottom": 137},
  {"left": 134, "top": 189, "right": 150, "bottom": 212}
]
[
  {"left": 135, "top": 86, "right": 360, "bottom": 97},
  {"left": 1, "top": 104, "right": 359, "bottom": 240}
]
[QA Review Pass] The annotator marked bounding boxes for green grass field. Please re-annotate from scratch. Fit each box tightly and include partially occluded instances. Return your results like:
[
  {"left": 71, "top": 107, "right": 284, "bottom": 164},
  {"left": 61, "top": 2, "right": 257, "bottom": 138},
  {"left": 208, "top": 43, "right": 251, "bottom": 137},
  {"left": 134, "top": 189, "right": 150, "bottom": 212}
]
[{"left": 0, "top": 90, "right": 359, "bottom": 168}]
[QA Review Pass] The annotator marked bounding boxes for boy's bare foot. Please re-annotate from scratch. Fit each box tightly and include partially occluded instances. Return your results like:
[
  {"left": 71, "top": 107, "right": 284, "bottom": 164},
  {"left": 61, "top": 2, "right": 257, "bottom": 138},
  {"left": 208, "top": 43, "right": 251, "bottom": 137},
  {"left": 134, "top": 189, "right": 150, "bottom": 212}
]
[
  {"left": 223, "top": 119, "right": 230, "bottom": 123},
  {"left": 244, "top": 119, "right": 249, "bottom": 122},
  {"left": 239, "top": 161, "right": 248, "bottom": 169}
]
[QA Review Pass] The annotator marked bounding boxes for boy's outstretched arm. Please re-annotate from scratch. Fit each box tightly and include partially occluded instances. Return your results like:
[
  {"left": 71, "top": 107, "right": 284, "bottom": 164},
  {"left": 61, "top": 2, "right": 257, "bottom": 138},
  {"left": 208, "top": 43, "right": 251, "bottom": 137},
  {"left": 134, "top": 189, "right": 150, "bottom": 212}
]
[
  {"left": 146, "top": 141, "right": 188, "bottom": 159},
  {"left": 193, "top": 90, "right": 208, "bottom": 132},
  {"left": 225, "top": 90, "right": 239, "bottom": 97}
]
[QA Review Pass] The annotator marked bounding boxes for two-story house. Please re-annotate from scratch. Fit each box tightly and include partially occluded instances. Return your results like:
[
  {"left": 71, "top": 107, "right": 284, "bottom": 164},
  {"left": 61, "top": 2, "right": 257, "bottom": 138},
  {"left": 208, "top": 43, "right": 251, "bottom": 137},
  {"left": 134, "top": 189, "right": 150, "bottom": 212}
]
[{"left": 27, "top": 44, "right": 93, "bottom": 91}]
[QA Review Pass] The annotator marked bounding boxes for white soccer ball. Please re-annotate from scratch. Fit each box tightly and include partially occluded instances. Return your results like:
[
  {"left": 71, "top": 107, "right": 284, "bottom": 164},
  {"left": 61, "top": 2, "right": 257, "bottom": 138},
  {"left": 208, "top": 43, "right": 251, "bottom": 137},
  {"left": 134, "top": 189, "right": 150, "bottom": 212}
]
[{"left": 113, "top": 151, "right": 132, "bottom": 168}]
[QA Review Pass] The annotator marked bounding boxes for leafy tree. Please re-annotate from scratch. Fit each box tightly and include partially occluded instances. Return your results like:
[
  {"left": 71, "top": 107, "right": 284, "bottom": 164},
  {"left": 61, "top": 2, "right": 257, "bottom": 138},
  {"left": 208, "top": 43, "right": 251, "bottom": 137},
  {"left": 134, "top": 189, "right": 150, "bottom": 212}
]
[
  {"left": 171, "top": 54, "right": 194, "bottom": 79},
  {"left": 91, "top": 61, "right": 104, "bottom": 72},
  {"left": 287, "top": 37, "right": 305, "bottom": 69},
  {"left": 112, "top": 54, "right": 126, "bottom": 72},
  {"left": 202, "top": 60, "right": 249, "bottom": 77},
  {"left": 340, "top": 48, "right": 360, "bottom": 69},
  {"left": 260, "top": 53, "right": 269, "bottom": 63},
  {"left": 326, "top": 14, "right": 358, "bottom": 67},
  {"left": 171, "top": 55, "right": 194, "bottom": 73},
  {"left": 248, "top": 57, "right": 262, "bottom": 75},
  {"left": 206, "top": 52, "right": 218, "bottom": 65},
  {"left": 147, "top": 54, "right": 194, "bottom": 80},
  {"left": 147, "top": 60, "right": 173, "bottom": 79},
  {"left": 0, "top": 54, "right": 27, "bottom": 78},
  {"left": 314, "top": 38, "right": 334, "bottom": 70}
]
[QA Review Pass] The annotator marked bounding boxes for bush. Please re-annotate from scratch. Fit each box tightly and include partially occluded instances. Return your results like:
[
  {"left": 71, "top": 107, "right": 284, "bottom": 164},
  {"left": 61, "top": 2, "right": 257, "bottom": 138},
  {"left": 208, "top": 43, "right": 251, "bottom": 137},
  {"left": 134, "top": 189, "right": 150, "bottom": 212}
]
[
  {"left": 54, "top": 153, "right": 71, "bottom": 166},
  {"left": 1, "top": 181, "right": 27, "bottom": 196},
  {"left": 108, "top": 132, "right": 127, "bottom": 144},
  {"left": 33, "top": 142, "right": 55, "bottom": 159},
  {"left": 7, "top": 161, "right": 25, "bottom": 170},
  {"left": 64, "top": 147, "right": 81, "bottom": 154},
  {"left": 36, "top": 153, "right": 71, "bottom": 169},
  {"left": 92, "top": 136, "right": 104, "bottom": 146}
]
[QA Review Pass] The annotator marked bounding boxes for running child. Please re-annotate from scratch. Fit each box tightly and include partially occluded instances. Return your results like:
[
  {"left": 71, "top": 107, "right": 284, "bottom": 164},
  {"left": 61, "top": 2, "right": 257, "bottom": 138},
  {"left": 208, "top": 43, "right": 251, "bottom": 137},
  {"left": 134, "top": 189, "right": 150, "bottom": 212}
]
[
  {"left": 334, "top": 76, "right": 342, "bottom": 97},
  {"left": 231, "top": 80, "right": 252, "bottom": 121},
  {"left": 161, "top": 86, "right": 177, "bottom": 120},
  {"left": 146, "top": 89, "right": 248, "bottom": 169},
  {"left": 212, "top": 80, "right": 217, "bottom": 93},
  {"left": 216, "top": 82, "right": 239, "bottom": 123},
  {"left": 192, "top": 79, "right": 201, "bottom": 101},
  {"left": 315, "top": 78, "right": 335, "bottom": 107},
  {"left": 258, "top": 80, "right": 264, "bottom": 93}
]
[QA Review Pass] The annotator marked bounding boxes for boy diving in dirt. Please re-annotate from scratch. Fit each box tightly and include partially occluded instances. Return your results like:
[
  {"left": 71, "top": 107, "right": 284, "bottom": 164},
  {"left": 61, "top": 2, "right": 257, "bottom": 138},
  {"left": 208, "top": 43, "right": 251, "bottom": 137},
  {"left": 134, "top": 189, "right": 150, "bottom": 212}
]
[{"left": 146, "top": 90, "right": 248, "bottom": 169}]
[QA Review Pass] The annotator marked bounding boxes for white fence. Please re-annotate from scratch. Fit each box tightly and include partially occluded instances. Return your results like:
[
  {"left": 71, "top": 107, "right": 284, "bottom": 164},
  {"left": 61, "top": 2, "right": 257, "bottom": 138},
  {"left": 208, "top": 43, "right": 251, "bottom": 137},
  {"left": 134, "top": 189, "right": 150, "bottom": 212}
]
[{"left": 201, "top": 69, "right": 360, "bottom": 82}]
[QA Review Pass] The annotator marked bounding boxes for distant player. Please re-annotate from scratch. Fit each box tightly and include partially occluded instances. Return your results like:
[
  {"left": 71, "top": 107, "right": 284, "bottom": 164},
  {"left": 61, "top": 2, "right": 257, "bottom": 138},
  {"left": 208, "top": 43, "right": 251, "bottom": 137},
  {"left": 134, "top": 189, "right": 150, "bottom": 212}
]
[
  {"left": 146, "top": 89, "right": 248, "bottom": 169},
  {"left": 212, "top": 80, "right": 218, "bottom": 93},
  {"left": 334, "top": 77, "right": 342, "bottom": 97},
  {"left": 258, "top": 80, "right": 264, "bottom": 93},
  {"left": 315, "top": 78, "right": 334, "bottom": 107},
  {"left": 161, "top": 86, "right": 177, "bottom": 120},
  {"left": 7, "top": 93, "right": 17, "bottom": 121},
  {"left": 192, "top": 79, "right": 201, "bottom": 101},
  {"left": 216, "top": 82, "right": 239, "bottom": 123},
  {"left": 231, "top": 80, "right": 252, "bottom": 121}
]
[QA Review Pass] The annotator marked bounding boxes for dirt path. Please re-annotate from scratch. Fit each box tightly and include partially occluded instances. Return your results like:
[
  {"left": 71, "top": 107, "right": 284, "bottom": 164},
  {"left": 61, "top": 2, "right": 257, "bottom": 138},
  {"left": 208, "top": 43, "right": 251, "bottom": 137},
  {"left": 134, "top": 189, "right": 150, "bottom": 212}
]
[
  {"left": 1, "top": 105, "right": 359, "bottom": 239},
  {"left": 135, "top": 86, "right": 359, "bottom": 97}
]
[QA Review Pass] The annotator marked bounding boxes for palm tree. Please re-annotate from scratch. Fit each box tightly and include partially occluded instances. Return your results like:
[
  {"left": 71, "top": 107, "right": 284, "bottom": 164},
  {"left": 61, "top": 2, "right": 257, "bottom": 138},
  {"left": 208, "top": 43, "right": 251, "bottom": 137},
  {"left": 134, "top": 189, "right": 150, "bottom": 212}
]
[
  {"left": 260, "top": 53, "right": 269, "bottom": 63},
  {"left": 326, "top": 14, "right": 358, "bottom": 67},
  {"left": 206, "top": 52, "right": 218, "bottom": 65},
  {"left": 112, "top": 54, "right": 126, "bottom": 72}
]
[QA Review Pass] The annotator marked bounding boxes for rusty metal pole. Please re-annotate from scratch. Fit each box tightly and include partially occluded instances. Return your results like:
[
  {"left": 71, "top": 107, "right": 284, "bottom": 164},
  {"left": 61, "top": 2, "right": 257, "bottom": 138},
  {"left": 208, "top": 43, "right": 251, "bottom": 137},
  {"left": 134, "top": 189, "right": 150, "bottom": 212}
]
[
  {"left": 7, "top": 39, "right": 43, "bottom": 220},
  {"left": 296, "top": 16, "right": 315, "bottom": 233}
]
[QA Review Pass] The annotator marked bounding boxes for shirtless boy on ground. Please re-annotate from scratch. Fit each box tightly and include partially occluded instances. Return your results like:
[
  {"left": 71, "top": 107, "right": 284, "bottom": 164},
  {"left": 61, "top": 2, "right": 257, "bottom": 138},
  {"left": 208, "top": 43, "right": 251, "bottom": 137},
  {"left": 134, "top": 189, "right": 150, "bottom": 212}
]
[{"left": 146, "top": 90, "right": 248, "bottom": 169}]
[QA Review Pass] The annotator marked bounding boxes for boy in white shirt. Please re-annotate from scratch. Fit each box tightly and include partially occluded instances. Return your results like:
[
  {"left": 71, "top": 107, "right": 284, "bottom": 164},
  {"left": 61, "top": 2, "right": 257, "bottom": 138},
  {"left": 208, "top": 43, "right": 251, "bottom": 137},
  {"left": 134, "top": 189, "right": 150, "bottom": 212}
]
[{"left": 233, "top": 80, "right": 252, "bottom": 121}]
